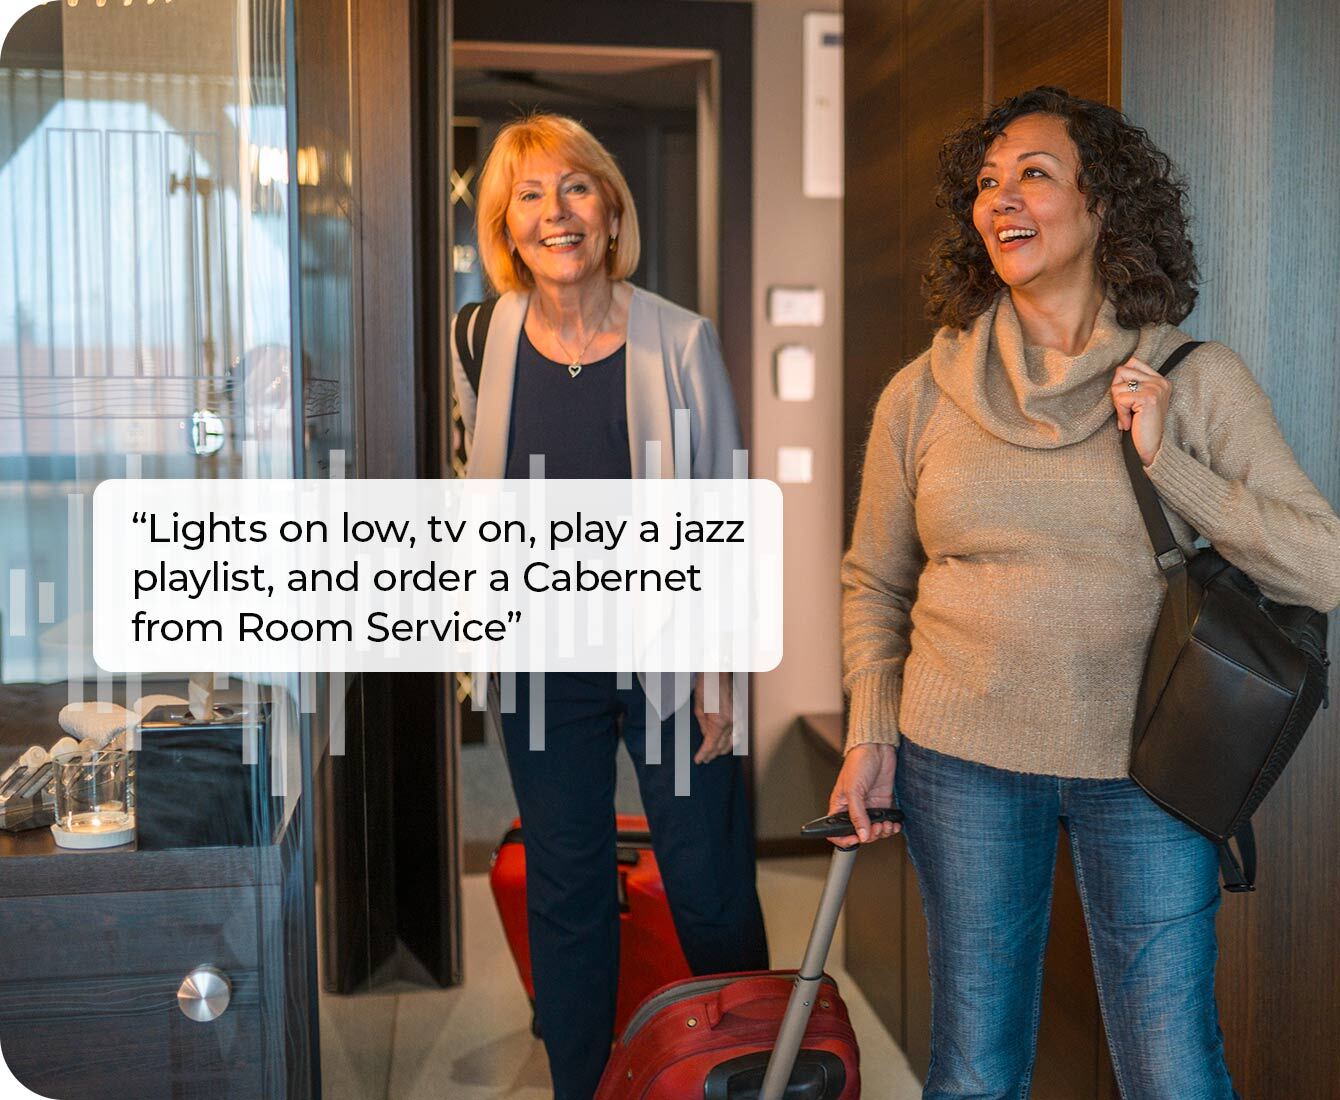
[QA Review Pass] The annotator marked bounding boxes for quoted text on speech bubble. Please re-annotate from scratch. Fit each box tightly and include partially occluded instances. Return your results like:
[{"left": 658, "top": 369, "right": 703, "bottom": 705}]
[{"left": 91, "top": 479, "right": 783, "bottom": 674}]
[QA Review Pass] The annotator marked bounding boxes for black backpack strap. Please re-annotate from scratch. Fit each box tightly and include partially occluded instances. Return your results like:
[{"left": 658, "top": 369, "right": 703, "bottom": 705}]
[
  {"left": 453, "top": 298, "right": 498, "bottom": 396},
  {"left": 1118, "top": 341, "right": 1203, "bottom": 576},
  {"left": 454, "top": 300, "right": 481, "bottom": 386},
  {"left": 1218, "top": 822, "right": 1257, "bottom": 892},
  {"left": 1152, "top": 339, "right": 1202, "bottom": 379}
]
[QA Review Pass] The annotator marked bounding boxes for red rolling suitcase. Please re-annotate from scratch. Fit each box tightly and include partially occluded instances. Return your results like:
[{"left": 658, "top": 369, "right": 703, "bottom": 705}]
[
  {"left": 594, "top": 807, "right": 902, "bottom": 1100},
  {"left": 488, "top": 814, "right": 693, "bottom": 1035}
]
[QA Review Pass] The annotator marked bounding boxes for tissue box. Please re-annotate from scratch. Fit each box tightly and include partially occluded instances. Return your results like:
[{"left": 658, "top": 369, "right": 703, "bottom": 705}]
[{"left": 134, "top": 704, "right": 273, "bottom": 849}]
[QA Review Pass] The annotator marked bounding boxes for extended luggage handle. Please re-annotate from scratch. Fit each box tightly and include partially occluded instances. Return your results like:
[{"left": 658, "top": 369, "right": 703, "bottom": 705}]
[{"left": 757, "top": 807, "right": 905, "bottom": 1100}]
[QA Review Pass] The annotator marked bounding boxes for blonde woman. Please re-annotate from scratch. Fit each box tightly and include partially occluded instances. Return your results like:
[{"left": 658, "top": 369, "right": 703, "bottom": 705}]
[{"left": 452, "top": 114, "right": 767, "bottom": 1098}]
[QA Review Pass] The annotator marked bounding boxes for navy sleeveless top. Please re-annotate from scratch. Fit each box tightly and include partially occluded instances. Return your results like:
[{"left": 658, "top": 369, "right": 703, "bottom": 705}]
[{"left": 505, "top": 327, "right": 632, "bottom": 479}]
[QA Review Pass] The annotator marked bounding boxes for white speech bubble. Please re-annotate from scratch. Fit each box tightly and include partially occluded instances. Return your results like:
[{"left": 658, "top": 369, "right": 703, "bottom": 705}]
[{"left": 92, "top": 479, "right": 784, "bottom": 674}]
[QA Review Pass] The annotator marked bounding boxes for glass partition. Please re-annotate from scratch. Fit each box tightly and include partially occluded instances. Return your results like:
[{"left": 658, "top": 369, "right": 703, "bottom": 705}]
[{"left": 0, "top": 1, "right": 323, "bottom": 1095}]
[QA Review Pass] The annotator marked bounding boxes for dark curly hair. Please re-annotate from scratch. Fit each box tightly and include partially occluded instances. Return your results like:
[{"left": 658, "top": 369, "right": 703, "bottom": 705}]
[{"left": 924, "top": 86, "right": 1198, "bottom": 330}]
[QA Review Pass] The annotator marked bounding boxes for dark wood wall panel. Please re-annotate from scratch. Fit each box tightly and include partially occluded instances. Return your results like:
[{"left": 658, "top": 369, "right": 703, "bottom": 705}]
[
  {"left": 841, "top": 0, "right": 902, "bottom": 530},
  {"left": 1124, "top": 3, "right": 1340, "bottom": 1096},
  {"left": 356, "top": 0, "right": 418, "bottom": 481},
  {"left": 843, "top": 0, "right": 985, "bottom": 531},
  {"left": 843, "top": 2, "right": 1120, "bottom": 1094},
  {"left": 844, "top": 842, "right": 904, "bottom": 1043},
  {"left": 900, "top": 0, "right": 985, "bottom": 370},
  {"left": 992, "top": 0, "right": 1116, "bottom": 102}
]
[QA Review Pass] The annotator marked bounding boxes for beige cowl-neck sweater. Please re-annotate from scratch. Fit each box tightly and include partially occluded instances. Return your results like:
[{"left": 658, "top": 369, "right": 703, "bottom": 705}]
[{"left": 842, "top": 293, "right": 1340, "bottom": 777}]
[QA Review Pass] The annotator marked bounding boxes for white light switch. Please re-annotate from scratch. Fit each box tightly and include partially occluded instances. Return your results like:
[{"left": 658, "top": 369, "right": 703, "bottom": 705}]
[
  {"left": 768, "top": 286, "right": 825, "bottom": 327},
  {"left": 777, "top": 446, "right": 814, "bottom": 484},
  {"left": 775, "top": 345, "right": 816, "bottom": 402}
]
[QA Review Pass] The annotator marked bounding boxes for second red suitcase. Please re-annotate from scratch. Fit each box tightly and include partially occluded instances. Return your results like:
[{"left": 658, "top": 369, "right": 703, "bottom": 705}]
[
  {"left": 489, "top": 814, "right": 693, "bottom": 1035},
  {"left": 593, "top": 807, "right": 902, "bottom": 1100},
  {"left": 595, "top": 970, "right": 859, "bottom": 1099}
]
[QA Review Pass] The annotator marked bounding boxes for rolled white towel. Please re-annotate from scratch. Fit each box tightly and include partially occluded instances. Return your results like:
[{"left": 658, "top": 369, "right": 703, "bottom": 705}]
[{"left": 57, "top": 702, "right": 137, "bottom": 747}]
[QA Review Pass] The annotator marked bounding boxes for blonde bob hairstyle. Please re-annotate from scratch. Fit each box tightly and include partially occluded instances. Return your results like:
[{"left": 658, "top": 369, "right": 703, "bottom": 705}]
[{"left": 475, "top": 113, "right": 641, "bottom": 294}]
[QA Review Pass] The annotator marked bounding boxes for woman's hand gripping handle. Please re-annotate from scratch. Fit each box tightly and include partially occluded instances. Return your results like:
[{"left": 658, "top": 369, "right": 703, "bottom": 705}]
[{"left": 824, "top": 743, "right": 900, "bottom": 847}]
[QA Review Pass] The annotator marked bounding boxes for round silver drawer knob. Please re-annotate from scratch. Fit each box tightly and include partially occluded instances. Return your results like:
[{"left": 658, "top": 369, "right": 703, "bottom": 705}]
[{"left": 177, "top": 966, "right": 232, "bottom": 1022}]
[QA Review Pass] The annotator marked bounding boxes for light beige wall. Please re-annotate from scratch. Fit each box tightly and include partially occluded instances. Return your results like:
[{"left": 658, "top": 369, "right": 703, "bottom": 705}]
[{"left": 749, "top": 0, "right": 845, "bottom": 840}]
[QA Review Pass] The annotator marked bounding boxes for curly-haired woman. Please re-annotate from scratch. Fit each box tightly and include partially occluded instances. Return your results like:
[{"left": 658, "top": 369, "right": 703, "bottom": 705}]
[{"left": 829, "top": 86, "right": 1340, "bottom": 1099}]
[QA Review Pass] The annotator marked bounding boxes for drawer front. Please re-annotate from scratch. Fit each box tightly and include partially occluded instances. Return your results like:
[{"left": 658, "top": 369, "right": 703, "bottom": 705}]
[
  {"left": 0, "top": 975, "right": 262, "bottom": 1099},
  {"left": 0, "top": 887, "right": 259, "bottom": 982}
]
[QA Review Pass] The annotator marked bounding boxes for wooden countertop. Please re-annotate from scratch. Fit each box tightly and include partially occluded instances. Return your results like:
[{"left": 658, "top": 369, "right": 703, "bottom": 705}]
[
  {"left": 0, "top": 681, "right": 285, "bottom": 896},
  {"left": 0, "top": 834, "right": 279, "bottom": 897}
]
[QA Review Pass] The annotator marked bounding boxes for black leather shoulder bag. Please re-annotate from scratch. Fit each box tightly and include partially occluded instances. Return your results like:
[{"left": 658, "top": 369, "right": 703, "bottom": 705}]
[{"left": 1123, "top": 341, "right": 1331, "bottom": 892}]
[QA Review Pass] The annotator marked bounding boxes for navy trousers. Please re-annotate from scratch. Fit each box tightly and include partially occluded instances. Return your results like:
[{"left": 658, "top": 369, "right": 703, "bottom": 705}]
[{"left": 500, "top": 672, "right": 769, "bottom": 1100}]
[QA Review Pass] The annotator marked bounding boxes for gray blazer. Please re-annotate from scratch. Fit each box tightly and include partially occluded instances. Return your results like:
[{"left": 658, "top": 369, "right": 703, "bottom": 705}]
[{"left": 450, "top": 284, "right": 744, "bottom": 716}]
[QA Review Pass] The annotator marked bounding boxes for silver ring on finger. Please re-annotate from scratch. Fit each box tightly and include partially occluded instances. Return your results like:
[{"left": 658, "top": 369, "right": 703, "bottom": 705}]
[{"left": 1126, "top": 379, "right": 1141, "bottom": 391}]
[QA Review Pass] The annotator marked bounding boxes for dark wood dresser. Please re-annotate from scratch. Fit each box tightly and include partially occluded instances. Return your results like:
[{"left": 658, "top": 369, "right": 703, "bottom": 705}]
[{"left": 0, "top": 687, "right": 313, "bottom": 1099}]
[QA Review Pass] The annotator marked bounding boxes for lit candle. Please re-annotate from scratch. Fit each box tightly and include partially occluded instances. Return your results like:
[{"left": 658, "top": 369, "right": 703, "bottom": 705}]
[{"left": 66, "top": 808, "right": 130, "bottom": 834}]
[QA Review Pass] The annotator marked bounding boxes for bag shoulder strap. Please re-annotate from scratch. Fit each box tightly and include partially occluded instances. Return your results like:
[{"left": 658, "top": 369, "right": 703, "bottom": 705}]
[
  {"left": 453, "top": 298, "right": 498, "bottom": 395},
  {"left": 1119, "top": 341, "right": 1203, "bottom": 575}
]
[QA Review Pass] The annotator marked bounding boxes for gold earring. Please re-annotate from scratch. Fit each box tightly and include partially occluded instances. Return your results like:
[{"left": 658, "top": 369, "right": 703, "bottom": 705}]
[{"left": 608, "top": 236, "right": 618, "bottom": 254}]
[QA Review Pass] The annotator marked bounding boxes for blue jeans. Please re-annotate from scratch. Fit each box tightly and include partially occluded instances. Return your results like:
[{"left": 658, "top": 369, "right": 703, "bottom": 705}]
[{"left": 896, "top": 738, "right": 1238, "bottom": 1100}]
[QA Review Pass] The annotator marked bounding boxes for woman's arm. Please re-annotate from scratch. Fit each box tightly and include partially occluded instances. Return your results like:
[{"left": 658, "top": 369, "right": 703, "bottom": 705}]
[
  {"left": 841, "top": 382, "right": 926, "bottom": 751},
  {"left": 1146, "top": 347, "right": 1340, "bottom": 612}
]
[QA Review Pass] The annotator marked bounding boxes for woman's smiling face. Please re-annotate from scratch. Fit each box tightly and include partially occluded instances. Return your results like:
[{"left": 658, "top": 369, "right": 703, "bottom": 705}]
[
  {"left": 505, "top": 152, "right": 617, "bottom": 291},
  {"left": 971, "top": 113, "right": 1102, "bottom": 297}
]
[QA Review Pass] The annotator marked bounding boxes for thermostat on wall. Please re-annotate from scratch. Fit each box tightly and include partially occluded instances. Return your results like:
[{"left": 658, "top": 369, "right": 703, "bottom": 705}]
[
  {"left": 768, "top": 286, "right": 824, "bottom": 327},
  {"left": 775, "top": 345, "right": 816, "bottom": 402}
]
